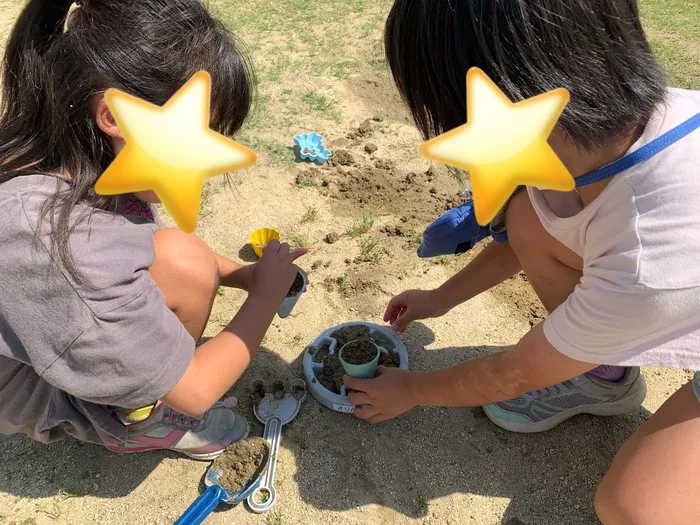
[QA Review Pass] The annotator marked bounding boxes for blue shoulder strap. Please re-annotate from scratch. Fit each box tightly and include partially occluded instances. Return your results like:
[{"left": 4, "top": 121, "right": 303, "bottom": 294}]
[{"left": 575, "top": 112, "right": 700, "bottom": 187}]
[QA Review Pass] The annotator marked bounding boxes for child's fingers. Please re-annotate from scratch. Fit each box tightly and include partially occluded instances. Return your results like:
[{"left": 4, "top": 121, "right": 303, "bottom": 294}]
[
  {"left": 343, "top": 374, "right": 373, "bottom": 393},
  {"left": 264, "top": 239, "right": 281, "bottom": 253},
  {"left": 383, "top": 295, "right": 405, "bottom": 322},
  {"left": 290, "top": 248, "right": 308, "bottom": 261},
  {"left": 383, "top": 303, "right": 397, "bottom": 323},
  {"left": 347, "top": 390, "right": 372, "bottom": 406},
  {"left": 388, "top": 306, "right": 406, "bottom": 327},
  {"left": 392, "top": 307, "right": 413, "bottom": 333}
]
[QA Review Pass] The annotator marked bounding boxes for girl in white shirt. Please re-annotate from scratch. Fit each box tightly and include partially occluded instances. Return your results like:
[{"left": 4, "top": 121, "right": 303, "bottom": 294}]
[{"left": 347, "top": 1, "right": 700, "bottom": 524}]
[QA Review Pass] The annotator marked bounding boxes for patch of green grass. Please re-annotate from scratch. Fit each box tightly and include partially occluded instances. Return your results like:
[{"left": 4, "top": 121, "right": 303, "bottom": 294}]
[
  {"left": 639, "top": 0, "right": 700, "bottom": 89},
  {"left": 80, "top": 467, "right": 97, "bottom": 480},
  {"left": 198, "top": 180, "right": 220, "bottom": 220},
  {"left": 265, "top": 56, "right": 293, "bottom": 82},
  {"left": 33, "top": 491, "right": 78, "bottom": 519},
  {"left": 239, "top": 136, "right": 295, "bottom": 169},
  {"left": 308, "top": 59, "right": 357, "bottom": 79},
  {"left": 255, "top": 489, "right": 271, "bottom": 505},
  {"left": 290, "top": 231, "right": 310, "bottom": 248},
  {"left": 336, "top": 275, "right": 349, "bottom": 293},
  {"left": 217, "top": 286, "right": 225, "bottom": 297},
  {"left": 300, "top": 90, "right": 341, "bottom": 122},
  {"left": 647, "top": 35, "right": 700, "bottom": 89},
  {"left": 328, "top": 60, "right": 356, "bottom": 79},
  {"left": 346, "top": 217, "right": 374, "bottom": 238},
  {"left": 304, "top": 205, "right": 319, "bottom": 222},
  {"left": 295, "top": 172, "right": 317, "bottom": 188},
  {"left": 358, "top": 238, "right": 385, "bottom": 264},
  {"left": 640, "top": 0, "right": 700, "bottom": 40},
  {"left": 266, "top": 511, "right": 284, "bottom": 525},
  {"left": 35, "top": 501, "right": 61, "bottom": 519},
  {"left": 412, "top": 492, "right": 429, "bottom": 515},
  {"left": 242, "top": 94, "right": 270, "bottom": 131}
]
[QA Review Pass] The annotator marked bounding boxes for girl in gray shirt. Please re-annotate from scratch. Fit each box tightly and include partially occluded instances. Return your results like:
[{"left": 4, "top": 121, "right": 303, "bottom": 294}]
[{"left": 0, "top": 0, "right": 306, "bottom": 460}]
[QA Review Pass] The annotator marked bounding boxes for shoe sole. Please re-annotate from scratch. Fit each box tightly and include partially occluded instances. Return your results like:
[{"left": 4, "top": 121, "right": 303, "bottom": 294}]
[
  {"left": 484, "top": 375, "right": 647, "bottom": 434},
  {"left": 105, "top": 444, "right": 228, "bottom": 461},
  {"left": 105, "top": 415, "right": 251, "bottom": 461}
]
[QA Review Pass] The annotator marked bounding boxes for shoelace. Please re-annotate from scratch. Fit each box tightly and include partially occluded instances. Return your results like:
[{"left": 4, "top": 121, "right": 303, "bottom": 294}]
[
  {"left": 529, "top": 381, "right": 571, "bottom": 399},
  {"left": 162, "top": 407, "right": 204, "bottom": 428}
]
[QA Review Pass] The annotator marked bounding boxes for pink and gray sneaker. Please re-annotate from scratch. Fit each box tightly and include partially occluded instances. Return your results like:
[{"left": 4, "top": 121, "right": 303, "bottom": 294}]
[{"left": 105, "top": 397, "right": 249, "bottom": 460}]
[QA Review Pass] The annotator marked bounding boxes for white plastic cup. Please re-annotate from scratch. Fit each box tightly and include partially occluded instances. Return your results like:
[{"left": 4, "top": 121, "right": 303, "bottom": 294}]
[{"left": 277, "top": 270, "right": 308, "bottom": 319}]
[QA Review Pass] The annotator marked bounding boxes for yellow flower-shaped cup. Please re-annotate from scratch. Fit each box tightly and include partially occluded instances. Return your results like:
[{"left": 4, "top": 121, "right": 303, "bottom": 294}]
[{"left": 250, "top": 228, "right": 281, "bottom": 258}]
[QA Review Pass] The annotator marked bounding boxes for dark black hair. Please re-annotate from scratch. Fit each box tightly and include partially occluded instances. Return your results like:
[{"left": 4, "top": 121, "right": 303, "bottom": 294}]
[
  {"left": 0, "top": 0, "right": 253, "bottom": 284},
  {"left": 385, "top": 0, "right": 666, "bottom": 149}
]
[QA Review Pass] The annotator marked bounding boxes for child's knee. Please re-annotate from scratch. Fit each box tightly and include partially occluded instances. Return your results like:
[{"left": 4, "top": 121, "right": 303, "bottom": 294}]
[
  {"left": 153, "top": 229, "right": 219, "bottom": 294},
  {"left": 594, "top": 472, "right": 646, "bottom": 525},
  {"left": 504, "top": 189, "right": 546, "bottom": 255}
]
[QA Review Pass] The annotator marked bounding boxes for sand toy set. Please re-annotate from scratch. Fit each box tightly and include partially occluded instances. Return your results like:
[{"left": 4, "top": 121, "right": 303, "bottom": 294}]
[{"left": 303, "top": 322, "right": 409, "bottom": 413}]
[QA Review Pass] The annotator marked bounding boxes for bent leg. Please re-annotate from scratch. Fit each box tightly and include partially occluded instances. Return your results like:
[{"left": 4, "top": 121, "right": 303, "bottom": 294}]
[
  {"left": 148, "top": 228, "right": 220, "bottom": 342},
  {"left": 505, "top": 189, "right": 583, "bottom": 313},
  {"left": 595, "top": 379, "right": 700, "bottom": 525}
]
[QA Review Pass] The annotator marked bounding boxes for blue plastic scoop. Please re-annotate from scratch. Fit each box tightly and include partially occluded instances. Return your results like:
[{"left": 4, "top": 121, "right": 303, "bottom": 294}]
[{"left": 174, "top": 440, "right": 269, "bottom": 525}]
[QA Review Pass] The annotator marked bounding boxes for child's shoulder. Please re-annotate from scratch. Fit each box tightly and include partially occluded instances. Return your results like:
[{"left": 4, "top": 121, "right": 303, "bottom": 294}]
[
  {"left": 0, "top": 174, "right": 160, "bottom": 306},
  {"left": 622, "top": 88, "right": 699, "bottom": 190}
]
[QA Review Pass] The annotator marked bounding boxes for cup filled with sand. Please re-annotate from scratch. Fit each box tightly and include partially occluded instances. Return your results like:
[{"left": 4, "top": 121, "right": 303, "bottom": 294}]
[{"left": 338, "top": 339, "right": 381, "bottom": 378}]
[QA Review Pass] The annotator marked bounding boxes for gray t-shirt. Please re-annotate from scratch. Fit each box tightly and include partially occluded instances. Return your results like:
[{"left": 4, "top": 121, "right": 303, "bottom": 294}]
[{"left": 0, "top": 175, "right": 195, "bottom": 446}]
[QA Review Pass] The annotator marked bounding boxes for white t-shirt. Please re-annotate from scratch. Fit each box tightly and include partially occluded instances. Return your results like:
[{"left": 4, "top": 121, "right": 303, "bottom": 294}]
[{"left": 528, "top": 88, "right": 700, "bottom": 369}]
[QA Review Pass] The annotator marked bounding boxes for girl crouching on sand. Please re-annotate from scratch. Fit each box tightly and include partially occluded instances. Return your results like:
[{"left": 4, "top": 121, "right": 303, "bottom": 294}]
[
  {"left": 346, "top": 1, "right": 700, "bottom": 523},
  {"left": 0, "top": 0, "right": 306, "bottom": 460}
]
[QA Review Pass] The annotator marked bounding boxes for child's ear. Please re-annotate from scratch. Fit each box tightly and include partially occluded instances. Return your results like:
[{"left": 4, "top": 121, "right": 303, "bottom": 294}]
[{"left": 95, "top": 97, "right": 124, "bottom": 140}]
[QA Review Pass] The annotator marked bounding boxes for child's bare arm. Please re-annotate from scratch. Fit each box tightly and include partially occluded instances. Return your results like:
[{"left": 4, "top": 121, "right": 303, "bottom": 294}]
[
  {"left": 214, "top": 253, "right": 253, "bottom": 290},
  {"left": 435, "top": 239, "right": 521, "bottom": 309},
  {"left": 346, "top": 323, "right": 597, "bottom": 423},
  {"left": 162, "top": 241, "right": 306, "bottom": 416},
  {"left": 385, "top": 240, "right": 521, "bottom": 331}
]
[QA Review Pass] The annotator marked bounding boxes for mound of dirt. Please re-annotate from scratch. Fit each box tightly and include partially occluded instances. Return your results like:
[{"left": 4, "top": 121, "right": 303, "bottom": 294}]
[
  {"left": 347, "top": 118, "right": 374, "bottom": 139},
  {"left": 330, "top": 162, "right": 464, "bottom": 227},
  {"left": 374, "top": 159, "right": 394, "bottom": 170},
  {"left": 331, "top": 150, "right": 355, "bottom": 167}
]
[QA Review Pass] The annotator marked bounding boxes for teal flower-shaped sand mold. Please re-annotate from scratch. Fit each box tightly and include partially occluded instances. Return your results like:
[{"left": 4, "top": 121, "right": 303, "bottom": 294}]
[{"left": 294, "top": 132, "right": 332, "bottom": 164}]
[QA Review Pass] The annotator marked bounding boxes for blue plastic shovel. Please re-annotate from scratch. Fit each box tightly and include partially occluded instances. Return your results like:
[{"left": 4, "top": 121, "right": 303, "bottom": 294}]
[
  {"left": 174, "top": 485, "right": 230, "bottom": 525},
  {"left": 174, "top": 444, "right": 269, "bottom": 525}
]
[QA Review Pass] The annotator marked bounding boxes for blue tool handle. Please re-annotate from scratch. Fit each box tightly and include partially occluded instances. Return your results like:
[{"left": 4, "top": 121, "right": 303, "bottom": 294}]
[{"left": 174, "top": 485, "right": 226, "bottom": 525}]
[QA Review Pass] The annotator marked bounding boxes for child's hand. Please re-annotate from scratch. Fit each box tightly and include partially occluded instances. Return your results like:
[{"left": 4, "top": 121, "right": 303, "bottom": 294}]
[
  {"left": 249, "top": 240, "right": 307, "bottom": 306},
  {"left": 384, "top": 289, "right": 447, "bottom": 333}
]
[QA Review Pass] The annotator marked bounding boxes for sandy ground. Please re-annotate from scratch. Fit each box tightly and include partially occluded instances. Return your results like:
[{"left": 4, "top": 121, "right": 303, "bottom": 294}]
[
  {"left": 0, "top": 1, "right": 697, "bottom": 524},
  {"left": 0, "top": 113, "right": 694, "bottom": 525}
]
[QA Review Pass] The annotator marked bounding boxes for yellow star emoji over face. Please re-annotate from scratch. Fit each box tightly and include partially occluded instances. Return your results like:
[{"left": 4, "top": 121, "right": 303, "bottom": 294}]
[
  {"left": 94, "top": 70, "right": 256, "bottom": 233},
  {"left": 420, "top": 68, "right": 575, "bottom": 225}
]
